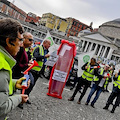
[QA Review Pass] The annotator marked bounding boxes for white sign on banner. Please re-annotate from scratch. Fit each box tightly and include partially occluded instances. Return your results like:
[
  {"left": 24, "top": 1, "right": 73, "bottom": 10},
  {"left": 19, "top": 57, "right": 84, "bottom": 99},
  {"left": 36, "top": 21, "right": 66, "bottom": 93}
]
[
  {"left": 77, "top": 51, "right": 95, "bottom": 77},
  {"left": 45, "top": 51, "right": 58, "bottom": 67},
  {"left": 52, "top": 69, "right": 67, "bottom": 82}
]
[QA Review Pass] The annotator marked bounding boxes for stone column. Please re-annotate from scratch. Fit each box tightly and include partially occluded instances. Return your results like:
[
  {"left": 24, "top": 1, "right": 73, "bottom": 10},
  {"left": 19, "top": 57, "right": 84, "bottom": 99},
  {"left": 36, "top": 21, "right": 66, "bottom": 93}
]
[
  {"left": 89, "top": 42, "right": 93, "bottom": 51},
  {"left": 107, "top": 48, "right": 113, "bottom": 59},
  {"left": 97, "top": 45, "right": 103, "bottom": 56},
  {"left": 102, "top": 46, "right": 107, "bottom": 58},
  {"left": 81, "top": 40, "right": 85, "bottom": 50},
  {"left": 84, "top": 42, "right": 89, "bottom": 52},
  {"left": 81, "top": 41, "right": 86, "bottom": 52},
  {"left": 94, "top": 44, "right": 98, "bottom": 54},
  {"left": 82, "top": 40, "right": 85, "bottom": 47}
]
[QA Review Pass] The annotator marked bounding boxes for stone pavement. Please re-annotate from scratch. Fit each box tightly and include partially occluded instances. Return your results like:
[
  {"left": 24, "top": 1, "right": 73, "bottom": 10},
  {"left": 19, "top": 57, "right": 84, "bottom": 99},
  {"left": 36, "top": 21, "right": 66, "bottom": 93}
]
[{"left": 8, "top": 77, "right": 120, "bottom": 120}]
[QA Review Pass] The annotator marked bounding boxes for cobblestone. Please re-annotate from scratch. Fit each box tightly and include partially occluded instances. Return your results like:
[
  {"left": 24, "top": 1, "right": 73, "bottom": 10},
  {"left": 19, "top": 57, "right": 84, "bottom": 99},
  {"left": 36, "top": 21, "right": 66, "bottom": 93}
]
[{"left": 8, "top": 77, "right": 120, "bottom": 120}]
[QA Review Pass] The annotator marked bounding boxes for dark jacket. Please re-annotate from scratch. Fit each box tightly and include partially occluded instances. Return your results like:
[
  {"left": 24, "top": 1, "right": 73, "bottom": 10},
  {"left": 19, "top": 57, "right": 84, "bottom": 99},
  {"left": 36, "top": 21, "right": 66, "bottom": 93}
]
[
  {"left": 12, "top": 47, "right": 29, "bottom": 79},
  {"left": 33, "top": 45, "right": 49, "bottom": 62}
]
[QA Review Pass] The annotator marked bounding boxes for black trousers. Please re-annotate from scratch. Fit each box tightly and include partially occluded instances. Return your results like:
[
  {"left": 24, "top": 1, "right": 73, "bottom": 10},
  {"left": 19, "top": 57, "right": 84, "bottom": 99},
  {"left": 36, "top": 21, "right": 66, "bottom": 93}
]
[
  {"left": 107, "top": 86, "right": 120, "bottom": 107},
  {"left": 72, "top": 77, "right": 91, "bottom": 101}
]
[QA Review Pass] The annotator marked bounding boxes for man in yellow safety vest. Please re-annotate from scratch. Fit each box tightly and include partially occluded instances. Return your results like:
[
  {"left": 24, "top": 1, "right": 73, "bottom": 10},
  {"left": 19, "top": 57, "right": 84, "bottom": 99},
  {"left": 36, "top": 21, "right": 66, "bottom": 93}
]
[{"left": 103, "top": 69, "right": 120, "bottom": 113}]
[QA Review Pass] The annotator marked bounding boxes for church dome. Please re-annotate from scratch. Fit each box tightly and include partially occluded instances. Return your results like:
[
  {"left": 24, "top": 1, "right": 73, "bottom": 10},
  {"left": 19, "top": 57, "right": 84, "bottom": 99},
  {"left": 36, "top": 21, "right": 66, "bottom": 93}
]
[{"left": 98, "top": 18, "right": 120, "bottom": 40}]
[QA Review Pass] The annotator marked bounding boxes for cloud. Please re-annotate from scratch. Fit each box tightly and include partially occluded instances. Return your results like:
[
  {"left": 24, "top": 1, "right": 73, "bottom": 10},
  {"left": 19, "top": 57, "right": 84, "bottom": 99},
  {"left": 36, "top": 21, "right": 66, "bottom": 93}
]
[{"left": 8, "top": 0, "right": 120, "bottom": 28}]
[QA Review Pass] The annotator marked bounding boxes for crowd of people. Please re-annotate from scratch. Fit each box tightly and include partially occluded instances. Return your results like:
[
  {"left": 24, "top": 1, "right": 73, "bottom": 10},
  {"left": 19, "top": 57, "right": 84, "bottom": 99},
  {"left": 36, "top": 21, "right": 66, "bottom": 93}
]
[
  {"left": 0, "top": 18, "right": 120, "bottom": 120},
  {"left": 68, "top": 58, "right": 120, "bottom": 113}
]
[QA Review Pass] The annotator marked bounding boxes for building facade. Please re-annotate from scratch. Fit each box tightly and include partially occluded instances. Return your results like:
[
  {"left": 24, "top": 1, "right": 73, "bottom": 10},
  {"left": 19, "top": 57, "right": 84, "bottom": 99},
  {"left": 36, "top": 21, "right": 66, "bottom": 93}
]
[
  {"left": 66, "top": 17, "right": 93, "bottom": 37},
  {"left": 40, "top": 13, "right": 69, "bottom": 34},
  {"left": 54, "top": 18, "right": 68, "bottom": 33},
  {"left": 40, "top": 13, "right": 57, "bottom": 29},
  {"left": 25, "top": 12, "right": 41, "bottom": 26},
  {"left": 0, "top": 0, "right": 27, "bottom": 21},
  {"left": 78, "top": 32, "right": 120, "bottom": 63}
]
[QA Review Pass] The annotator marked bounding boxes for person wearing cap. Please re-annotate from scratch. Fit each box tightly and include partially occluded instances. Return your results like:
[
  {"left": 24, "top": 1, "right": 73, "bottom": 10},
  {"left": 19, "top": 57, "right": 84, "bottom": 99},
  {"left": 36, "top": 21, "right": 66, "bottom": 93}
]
[
  {"left": 85, "top": 64, "right": 110, "bottom": 108},
  {"left": 103, "top": 69, "right": 120, "bottom": 113}
]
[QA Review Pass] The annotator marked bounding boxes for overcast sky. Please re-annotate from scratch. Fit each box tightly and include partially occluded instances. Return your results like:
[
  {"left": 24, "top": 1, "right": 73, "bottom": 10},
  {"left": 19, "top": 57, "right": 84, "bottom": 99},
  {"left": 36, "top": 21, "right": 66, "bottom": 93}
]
[{"left": 8, "top": 0, "right": 120, "bottom": 28}]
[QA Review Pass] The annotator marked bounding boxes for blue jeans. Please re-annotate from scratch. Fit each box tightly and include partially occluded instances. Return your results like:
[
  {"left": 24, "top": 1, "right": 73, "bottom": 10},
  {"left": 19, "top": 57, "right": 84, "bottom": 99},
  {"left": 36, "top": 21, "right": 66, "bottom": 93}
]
[{"left": 86, "top": 83, "right": 102, "bottom": 105}]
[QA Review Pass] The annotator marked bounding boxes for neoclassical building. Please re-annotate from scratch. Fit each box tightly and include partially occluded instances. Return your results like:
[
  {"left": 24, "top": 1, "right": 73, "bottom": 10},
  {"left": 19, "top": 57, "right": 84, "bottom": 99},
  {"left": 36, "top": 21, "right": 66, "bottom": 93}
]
[{"left": 77, "top": 32, "right": 120, "bottom": 63}]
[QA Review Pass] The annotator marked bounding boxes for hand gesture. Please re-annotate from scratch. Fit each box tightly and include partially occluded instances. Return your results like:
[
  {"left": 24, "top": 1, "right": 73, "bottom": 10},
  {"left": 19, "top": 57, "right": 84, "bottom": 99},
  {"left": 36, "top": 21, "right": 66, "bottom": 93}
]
[
  {"left": 45, "top": 54, "right": 50, "bottom": 58},
  {"left": 20, "top": 94, "right": 29, "bottom": 103},
  {"left": 115, "top": 73, "right": 118, "bottom": 78},
  {"left": 15, "top": 77, "right": 30, "bottom": 89},
  {"left": 104, "top": 75, "right": 108, "bottom": 79},
  {"left": 28, "top": 63, "right": 32, "bottom": 67},
  {"left": 85, "top": 66, "right": 88, "bottom": 69},
  {"left": 94, "top": 66, "right": 98, "bottom": 69}
]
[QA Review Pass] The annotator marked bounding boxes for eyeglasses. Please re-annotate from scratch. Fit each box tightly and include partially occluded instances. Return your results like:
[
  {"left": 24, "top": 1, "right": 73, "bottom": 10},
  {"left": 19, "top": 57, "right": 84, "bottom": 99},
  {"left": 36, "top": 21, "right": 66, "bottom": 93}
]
[
  {"left": 28, "top": 38, "right": 33, "bottom": 41},
  {"left": 25, "top": 38, "right": 33, "bottom": 41},
  {"left": 17, "top": 37, "right": 24, "bottom": 41}
]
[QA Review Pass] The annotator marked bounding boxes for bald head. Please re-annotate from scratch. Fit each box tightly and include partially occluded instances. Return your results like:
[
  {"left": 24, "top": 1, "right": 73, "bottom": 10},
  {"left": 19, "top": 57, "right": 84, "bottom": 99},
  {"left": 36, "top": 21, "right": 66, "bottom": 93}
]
[
  {"left": 23, "top": 32, "right": 33, "bottom": 38},
  {"left": 23, "top": 32, "right": 33, "bottom": 48},
  {"left": 43, "top": 39, "right": 51, "bottom": 49}
]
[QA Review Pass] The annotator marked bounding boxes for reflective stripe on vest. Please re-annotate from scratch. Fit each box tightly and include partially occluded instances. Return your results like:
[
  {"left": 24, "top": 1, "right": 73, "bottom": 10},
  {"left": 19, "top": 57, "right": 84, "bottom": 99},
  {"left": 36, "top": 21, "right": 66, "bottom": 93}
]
[
  {"left": 82, "top": 63, "right": 94, "bottom": 81},
  {"left": 104, "top": 77, "right": 109, "bottom": 86},
  {"left": 32, "top": 45, "right": 44, "bottom": 71},
  {"left": 94, "top": 68, "right": 104, "bottom": 81},
  {"left": 113, "top": 75, "right": 120, "bottom": 89},
  {"left": 0, "top": 53, "right": 13, "bottom": 95}
]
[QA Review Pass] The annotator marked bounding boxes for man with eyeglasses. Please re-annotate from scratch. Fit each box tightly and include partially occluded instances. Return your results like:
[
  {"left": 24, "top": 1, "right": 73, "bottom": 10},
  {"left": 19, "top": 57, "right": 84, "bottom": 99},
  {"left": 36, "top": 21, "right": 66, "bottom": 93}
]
[
  {"left": 12, "top": 32, "right": 34, "bottom": 109},
  {"left": 0, "top": 18, "right": 29, "bottom": 120}
]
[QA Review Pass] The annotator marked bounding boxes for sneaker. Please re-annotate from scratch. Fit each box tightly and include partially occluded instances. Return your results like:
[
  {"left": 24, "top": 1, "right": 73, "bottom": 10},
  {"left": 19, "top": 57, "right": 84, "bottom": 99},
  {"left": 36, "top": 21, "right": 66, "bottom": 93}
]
[
  {"left": 85, "top": 102, "right": 88, "bottom": 105},
  {"left": 18, "top": 104, "right": 23, "bottom": 109},
  {"left": 70, "top": 87, "right": 74, "bottom": 90},
  {"left": 111, "top": 106, "right": 116, "bottom": 113},
  {"left": 26, "top": 100, "right": 31, "bottom": 104},
  {"left": 103, "top": 106, "right": 109, "bottom": 110},
  {"left": 105, "top": 90, "right": 109, "bottom": 92},
  {"left": 79, "top": 90, "right": 82, "bottom": 93},
  {"left": 91, "top": 104, "right": 95, "bottom": 108},
  {"left": 68, "top": 97, "right": 74, "bottom": 101},
  {"left": 77, "top": 101, "right": 81, "bottom": 104},
  {"left": 111, "top": 110, "right": 115, "bottom": 113}
]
